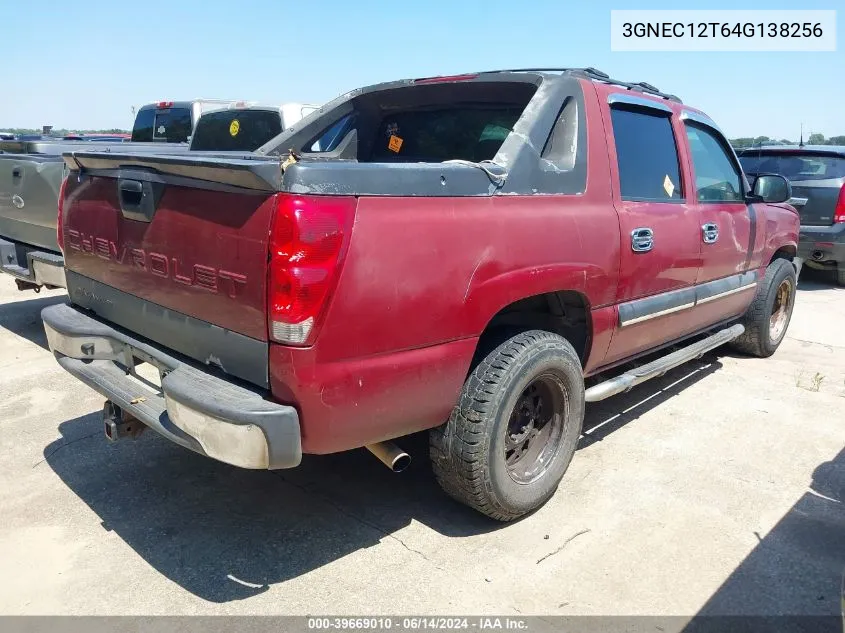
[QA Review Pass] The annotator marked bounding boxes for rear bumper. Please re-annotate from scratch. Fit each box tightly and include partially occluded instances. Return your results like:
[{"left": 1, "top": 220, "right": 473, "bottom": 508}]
[
  {"left": 798, "top": 223, "right": 845, "bottom": 265},
  {"left": 41, "top": 303, "right": 301, "bottom": 470},
  {"left": 0, "top": 237, "right": 66, "bottom": 288}
]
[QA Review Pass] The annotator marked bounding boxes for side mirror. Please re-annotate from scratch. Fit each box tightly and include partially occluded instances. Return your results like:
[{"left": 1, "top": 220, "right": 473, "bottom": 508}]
[{"left": 751, "top": 173, "right": 792, "bottom": 204}]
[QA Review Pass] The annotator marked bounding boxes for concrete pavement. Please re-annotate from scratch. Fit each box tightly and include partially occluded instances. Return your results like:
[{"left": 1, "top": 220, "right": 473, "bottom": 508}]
[{"left": 0, "top": 272, "right": 842, "bottom": 617}]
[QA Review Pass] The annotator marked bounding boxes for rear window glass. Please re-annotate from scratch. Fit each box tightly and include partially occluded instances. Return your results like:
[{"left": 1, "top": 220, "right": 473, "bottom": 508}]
[
  {"left": 131, "top": 107, "right": 192, "bottom": 142},
  {"left": 739, "top": 153, "right": 845, "bottom": 181},
  {"left": 291, "top": 81, "right": 537, "bottom": 162},
  {"left": 368, "top": 106, "right": 523, "bottom": 163},
  {"left": 191, "top": 110, "right": 282, "bottom": 151}
]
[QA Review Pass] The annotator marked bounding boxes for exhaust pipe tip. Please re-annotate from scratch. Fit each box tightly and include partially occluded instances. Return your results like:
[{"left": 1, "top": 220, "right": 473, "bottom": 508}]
[
  {"left": 812, "top": 250, "right": 825, "bottom": 261},
  {"left": 391, "top": 452, "right": 412, "bottom": 473},
  {"left": 366, "top": 441, "right": 411, "bottom": 473}
]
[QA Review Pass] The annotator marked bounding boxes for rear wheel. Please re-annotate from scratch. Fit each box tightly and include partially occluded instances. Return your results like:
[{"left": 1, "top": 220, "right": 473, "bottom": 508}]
[
  {"left": 837, "top": 265, "right": 845, "bottom": 287},
  {"left": 730, "top": 258, "right": 796, "bottom": 358},
  {"left": 429, "top": 330, "right": 584, "bottom": 521}
]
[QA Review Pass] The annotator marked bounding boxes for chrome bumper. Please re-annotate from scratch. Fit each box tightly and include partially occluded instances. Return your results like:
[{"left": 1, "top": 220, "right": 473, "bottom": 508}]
[{"left": 41, "top": 303, "right": 301, "bottom": 470}]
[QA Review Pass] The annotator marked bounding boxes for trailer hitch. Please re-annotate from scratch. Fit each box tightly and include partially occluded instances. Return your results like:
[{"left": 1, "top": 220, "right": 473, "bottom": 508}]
[{"left": 102, "top": 400, "right": 146, "bottom": 441}]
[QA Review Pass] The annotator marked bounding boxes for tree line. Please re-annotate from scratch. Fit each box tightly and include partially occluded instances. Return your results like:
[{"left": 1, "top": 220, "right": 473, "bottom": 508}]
[{"left": 730, "top": 134, "right": 845, "bottom": 148}]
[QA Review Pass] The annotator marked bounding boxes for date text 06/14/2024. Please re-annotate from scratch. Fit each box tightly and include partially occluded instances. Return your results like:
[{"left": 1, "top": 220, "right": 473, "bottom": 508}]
[{"left": 307, "top": 617, "right": 529, "bottom": 630}]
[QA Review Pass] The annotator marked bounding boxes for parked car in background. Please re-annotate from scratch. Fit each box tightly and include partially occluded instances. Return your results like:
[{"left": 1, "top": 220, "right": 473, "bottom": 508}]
[
  {"left": 189, "top": 102, "right": 318, "bottom": 151},
  {"left": 131, "top": 99, "right": 243, "bottom": 143},
  {"left": 0, "top": 102, "right": 318, "bottom": 291},
  {"left": 739, "top": 145, "right": 845, "bottom": 285},
  {"left": 43, "top": 68, "right": 799, "bottom": 521}
]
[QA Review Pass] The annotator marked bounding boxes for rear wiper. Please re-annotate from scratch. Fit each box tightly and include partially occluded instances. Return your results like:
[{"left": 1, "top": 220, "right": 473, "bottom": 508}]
[{"left": 442, "top": 159, "right": 507, "bottom": 187}]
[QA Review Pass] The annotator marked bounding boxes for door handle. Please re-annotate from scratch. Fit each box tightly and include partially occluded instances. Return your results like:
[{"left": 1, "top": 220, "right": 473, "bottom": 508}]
[
  {"left": 631, "top": 227, "right": 654, "bottom": 253},
  {"left": 702, "top": 223, "right": 719, "bottom": 244}
]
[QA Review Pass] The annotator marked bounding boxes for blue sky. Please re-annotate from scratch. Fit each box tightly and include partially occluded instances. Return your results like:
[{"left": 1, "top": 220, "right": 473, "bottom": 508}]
[{"left": 3, "top": 0, "right": 842, "bottom": 139}]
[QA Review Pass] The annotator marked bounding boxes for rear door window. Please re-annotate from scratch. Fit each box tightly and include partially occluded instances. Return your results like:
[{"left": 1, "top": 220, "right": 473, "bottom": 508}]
[
  {"left": 610, "top": 106, "right": 683, "bottom": 202},
  {"left": 191, "top": 110, "right": 283, "bottom": 151},
  {"left": 739, "top": 153, "right": 845, "bottom": 181}
]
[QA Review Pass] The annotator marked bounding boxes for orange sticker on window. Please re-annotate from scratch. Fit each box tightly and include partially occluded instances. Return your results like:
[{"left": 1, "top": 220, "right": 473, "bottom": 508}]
[{"left": 388, "top": 135, "right": 403, "bottom": 153}]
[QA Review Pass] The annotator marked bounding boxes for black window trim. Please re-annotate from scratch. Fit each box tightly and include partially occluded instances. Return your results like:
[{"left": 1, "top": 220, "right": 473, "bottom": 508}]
[
  {"left": 681, "top": 111, "right": 749, "bottom": 202},
  {"left": 608, "top": 100, "right": 686, "bottom": 204}
]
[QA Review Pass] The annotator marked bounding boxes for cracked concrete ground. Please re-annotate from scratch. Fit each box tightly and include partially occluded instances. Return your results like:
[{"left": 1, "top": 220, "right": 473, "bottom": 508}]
[{"left": 0, "top": 271, "right": 842, "bottom": 618}]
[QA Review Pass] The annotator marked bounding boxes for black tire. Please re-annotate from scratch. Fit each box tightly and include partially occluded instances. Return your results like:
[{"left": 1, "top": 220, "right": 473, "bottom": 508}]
[
  {"left": 730, "top": 258, "right": 796, "bottom": 358},
  {"left": 837, "top": 265, "right": 845, "bottom": 287},
  {"left": 429, "top": 330, "right": 584, "bottom": 521}
]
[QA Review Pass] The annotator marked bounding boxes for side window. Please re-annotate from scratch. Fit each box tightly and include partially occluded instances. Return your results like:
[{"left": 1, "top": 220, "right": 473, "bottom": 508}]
[
  {"left": 541, "top": 97, "right": 578, "bottom": 170},
  {"left": 610, "top": 106, "right": 683, "bottom": 202},
  {"left": 685, "top": 124, "right": 744, "bottom": 202}
]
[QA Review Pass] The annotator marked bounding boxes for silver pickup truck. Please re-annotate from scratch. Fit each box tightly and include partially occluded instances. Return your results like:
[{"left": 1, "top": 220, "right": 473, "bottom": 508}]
[{"left": 0, "top": 101, "right": 318, "bottom": 291}]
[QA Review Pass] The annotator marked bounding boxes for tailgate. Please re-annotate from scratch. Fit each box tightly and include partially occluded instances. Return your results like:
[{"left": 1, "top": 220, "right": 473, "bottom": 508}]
[
  {"left": 789, "top": 180, "right": 842, "bottom": 226},
  {"left": 0, "top": 154, "right": 64, "bottom": 251},
  {"left": 61, "top": 152, "right": 281, "bottom": 386}
]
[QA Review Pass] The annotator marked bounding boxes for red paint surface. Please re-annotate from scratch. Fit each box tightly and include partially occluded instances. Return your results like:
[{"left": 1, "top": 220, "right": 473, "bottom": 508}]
[{"left": 63, "top": 177, "right": 276, "bottom": 341}]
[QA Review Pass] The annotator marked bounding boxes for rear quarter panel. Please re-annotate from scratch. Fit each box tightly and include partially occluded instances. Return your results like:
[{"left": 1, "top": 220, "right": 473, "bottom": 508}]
[
  {"left": 271, "top": 193, "right": 621, "bottom": 453},
  {"left": 271, "top": 85, "right": 623, "bottom": 452}
]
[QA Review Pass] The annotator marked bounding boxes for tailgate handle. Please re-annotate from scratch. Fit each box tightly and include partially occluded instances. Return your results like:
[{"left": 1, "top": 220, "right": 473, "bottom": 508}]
[{"left": 117, "top": 178, "right": 161, "bottom": 222}]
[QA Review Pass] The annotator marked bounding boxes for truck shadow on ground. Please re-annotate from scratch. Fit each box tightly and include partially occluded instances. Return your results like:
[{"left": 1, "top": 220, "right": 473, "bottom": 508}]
[
  {"left": 0, "top": 292, "right": 66, "bottom": 350},
  {"left": 44, "top": 354, "right": 723, "bottom": 603},
  {"left": 684, "top": 447, "right": 845, "bottom": 629}
]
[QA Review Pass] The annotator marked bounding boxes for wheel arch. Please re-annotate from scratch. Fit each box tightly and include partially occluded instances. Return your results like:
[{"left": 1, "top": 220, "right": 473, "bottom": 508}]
[
  {"left": 473, "top": 289, "right": 593, "bottom": 369},
  {"left": 770, "top": 245, "right": 797, "bottom": 263}
]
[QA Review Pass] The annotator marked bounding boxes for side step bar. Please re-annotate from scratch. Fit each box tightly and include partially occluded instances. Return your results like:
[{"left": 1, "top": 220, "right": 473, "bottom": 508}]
[{"left": 584, "top": 324, "right": 745, "bottom": 403}]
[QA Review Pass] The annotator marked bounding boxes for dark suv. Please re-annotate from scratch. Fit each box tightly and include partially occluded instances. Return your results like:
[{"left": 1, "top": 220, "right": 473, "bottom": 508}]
[{"left": 739, "top": 146, "right": 845, "bottom": 285}]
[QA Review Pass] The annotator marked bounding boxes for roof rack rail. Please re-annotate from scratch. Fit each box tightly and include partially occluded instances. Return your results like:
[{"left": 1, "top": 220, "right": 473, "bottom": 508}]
[
  {"left": 476, "top": 67, "right": 609, "bottom": 78},
  {"left": 571, "top": 73, "right": 683, "bottom": 103},
  {"left": 473, "top": 67, "right": 682, "bottom": 104}
]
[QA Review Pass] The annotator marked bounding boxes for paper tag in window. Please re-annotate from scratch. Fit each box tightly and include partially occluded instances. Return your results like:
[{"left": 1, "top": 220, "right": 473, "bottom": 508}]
[
  {"left": 663, "top": 174, "right": 675, "bottom": 197},
  {"left": 388, "top": 135, "right": 403, "bottom": 153}
]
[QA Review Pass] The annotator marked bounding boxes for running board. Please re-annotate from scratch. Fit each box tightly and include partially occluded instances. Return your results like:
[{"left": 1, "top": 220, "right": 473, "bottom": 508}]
[{"left": 584, "top": 324, "right": 745, "bottom": 402}]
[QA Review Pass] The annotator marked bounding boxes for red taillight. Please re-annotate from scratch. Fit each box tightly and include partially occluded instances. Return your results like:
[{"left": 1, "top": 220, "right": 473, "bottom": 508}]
[
  {"left": 56, "top": 175, "right": 69, "bottom": 253},
  {"left": 157, "top": 101, "right": 174, "bottom": 108},
  {"left": 834, "top": 185, "right": 845, "bottom": 224},
  {"left": 268, "top": 194, "right": 356, "bottom": 345}
]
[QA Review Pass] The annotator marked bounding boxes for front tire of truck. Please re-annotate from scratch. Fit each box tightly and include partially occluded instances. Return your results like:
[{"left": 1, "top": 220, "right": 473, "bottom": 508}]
[
  {"left": 730, "top": 258, "right": 796, "bottom": 358},
  {"left": 429, "top": 330, "right": 584, "bottom": 521}
]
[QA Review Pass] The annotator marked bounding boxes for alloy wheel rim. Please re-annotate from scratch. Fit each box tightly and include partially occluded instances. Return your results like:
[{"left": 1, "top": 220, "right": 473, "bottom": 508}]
[{"left": 769, "top": 278, "right": 793, "bottom": 342}]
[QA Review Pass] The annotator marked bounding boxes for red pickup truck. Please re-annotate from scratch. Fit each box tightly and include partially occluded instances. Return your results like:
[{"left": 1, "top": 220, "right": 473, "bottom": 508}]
[{"left": 43, "top": 68, "right": 799, "bottom": 520}]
